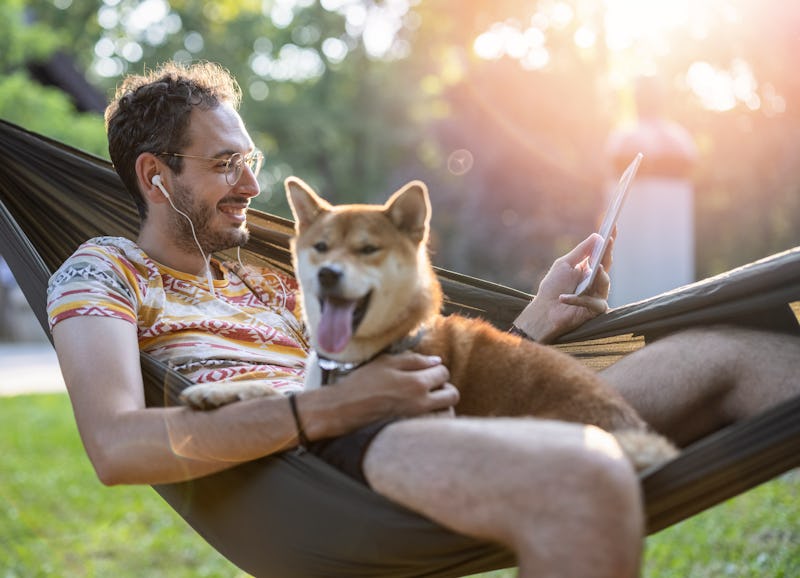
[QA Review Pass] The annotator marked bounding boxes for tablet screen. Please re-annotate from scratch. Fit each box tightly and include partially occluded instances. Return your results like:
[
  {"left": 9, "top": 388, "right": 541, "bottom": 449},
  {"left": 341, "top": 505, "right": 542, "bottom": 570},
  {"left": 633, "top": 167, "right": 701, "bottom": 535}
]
[{"left": 575, "top": 152, "right": 643, "bottom": 295}]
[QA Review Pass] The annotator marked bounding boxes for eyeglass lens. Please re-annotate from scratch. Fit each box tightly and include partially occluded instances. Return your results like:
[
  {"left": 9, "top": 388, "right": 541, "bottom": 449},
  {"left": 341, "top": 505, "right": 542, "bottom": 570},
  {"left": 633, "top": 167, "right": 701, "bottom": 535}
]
[{"left": 227, "top": 152, "right": 263, "bottom": 185}]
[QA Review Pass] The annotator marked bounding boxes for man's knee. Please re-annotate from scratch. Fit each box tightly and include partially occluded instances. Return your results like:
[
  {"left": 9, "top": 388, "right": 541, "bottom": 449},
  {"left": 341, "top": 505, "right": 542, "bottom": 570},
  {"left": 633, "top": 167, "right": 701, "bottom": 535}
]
[
  {"left": 493, "top": 424, "right": 642, "bottom": 535},
  {"left": 508, "top": 426, "right": 644, "bottom": 575},
  {"left": 575, "top": 426, "right": 641, "bottom": 505}
]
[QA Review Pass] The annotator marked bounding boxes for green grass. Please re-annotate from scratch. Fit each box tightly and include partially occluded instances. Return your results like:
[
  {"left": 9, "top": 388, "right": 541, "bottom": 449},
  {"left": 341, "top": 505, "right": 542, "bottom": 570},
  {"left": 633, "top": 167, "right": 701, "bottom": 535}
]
[
  {"left": 1, "top": 394, "right": 798, "bottom": 577},
  {"left": 0, "top": 394, "right": 247, "bottom": 577}
]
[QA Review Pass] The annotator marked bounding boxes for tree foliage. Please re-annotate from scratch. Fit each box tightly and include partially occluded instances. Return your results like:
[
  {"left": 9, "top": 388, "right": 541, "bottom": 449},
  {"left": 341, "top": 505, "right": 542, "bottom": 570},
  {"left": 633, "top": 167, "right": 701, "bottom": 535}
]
[
  {"left": 0, "top": 0, "right": 107, "bottom": 157},
  {"left": 4, "top": 0, "right": 800, "bottom": 288}
]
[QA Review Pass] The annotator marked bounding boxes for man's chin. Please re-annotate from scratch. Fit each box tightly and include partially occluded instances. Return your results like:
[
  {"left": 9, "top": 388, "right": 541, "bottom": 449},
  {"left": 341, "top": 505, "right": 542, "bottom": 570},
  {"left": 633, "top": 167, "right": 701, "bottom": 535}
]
[
  {"left": 205, "top": 228, "right": 250, "bottom": 253},
  {"left": 234, "top": 225, "right": 250, "bottom": 247}
]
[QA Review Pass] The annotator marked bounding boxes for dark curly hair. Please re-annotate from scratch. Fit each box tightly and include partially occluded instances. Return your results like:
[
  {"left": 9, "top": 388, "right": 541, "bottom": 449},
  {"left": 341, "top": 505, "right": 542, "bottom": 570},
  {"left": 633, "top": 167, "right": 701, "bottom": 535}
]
[{"left": 104, "top": 61, "right": 242, "bottom": 221}]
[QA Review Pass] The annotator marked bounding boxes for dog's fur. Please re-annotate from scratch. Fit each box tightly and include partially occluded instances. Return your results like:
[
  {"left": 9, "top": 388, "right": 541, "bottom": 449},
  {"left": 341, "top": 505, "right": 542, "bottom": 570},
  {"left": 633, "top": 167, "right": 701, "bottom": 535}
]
[{"left": 286, "top": 176, "right": 677, "bottom": 471}]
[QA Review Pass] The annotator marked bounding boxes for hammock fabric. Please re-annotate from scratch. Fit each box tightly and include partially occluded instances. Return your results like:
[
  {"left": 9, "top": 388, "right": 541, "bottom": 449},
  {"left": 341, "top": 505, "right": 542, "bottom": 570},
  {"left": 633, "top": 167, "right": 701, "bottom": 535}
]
[{"left": 2, "top": 118, "right": 799, "bottom": 577}]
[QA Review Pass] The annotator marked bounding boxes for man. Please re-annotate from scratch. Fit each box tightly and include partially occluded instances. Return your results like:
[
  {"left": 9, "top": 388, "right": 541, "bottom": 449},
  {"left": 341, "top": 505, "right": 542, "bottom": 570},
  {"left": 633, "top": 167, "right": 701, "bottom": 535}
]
[{"left": 48, "top": 62, "right": 799, "bottom": 578}]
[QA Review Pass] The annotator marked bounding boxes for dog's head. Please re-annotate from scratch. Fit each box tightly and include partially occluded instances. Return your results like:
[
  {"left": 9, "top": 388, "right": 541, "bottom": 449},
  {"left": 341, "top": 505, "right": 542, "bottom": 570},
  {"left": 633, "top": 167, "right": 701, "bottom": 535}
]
[{"left": 285, "top": 176, "right": 442, "bottom": 362}]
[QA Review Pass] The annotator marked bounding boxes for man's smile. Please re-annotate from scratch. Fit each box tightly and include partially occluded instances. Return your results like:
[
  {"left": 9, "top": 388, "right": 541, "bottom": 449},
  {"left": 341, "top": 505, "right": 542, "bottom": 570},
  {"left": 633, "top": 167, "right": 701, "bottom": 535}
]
[{"left": 218, "top": 201, "right": 249, "bottom": 223}]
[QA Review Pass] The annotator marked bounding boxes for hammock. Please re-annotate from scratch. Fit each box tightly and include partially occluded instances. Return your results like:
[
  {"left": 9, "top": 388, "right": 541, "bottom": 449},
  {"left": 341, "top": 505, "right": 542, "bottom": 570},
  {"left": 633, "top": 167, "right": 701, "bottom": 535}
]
[{"left": 1, "top": 118, "right": 799, "bottom": 577}]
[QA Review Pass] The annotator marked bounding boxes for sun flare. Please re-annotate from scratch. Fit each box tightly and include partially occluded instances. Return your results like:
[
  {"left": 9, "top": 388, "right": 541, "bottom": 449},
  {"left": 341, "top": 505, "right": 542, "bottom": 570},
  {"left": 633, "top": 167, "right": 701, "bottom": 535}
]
[
  {"left": 603, "top": 0, "right": 695, "bottom": 53},
  {"left": 471, "top": 0, "right": 764, "bottom": 112}
]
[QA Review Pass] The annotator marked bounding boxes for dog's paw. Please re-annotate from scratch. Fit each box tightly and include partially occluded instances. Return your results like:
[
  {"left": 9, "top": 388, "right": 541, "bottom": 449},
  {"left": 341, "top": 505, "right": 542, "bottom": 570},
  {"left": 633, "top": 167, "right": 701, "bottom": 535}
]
[
  {"left": 180, "top": 382, "right": 280, "bottom": 410},
  {"left": 613, "top": 429, "right": 679, "bottom": 472}
]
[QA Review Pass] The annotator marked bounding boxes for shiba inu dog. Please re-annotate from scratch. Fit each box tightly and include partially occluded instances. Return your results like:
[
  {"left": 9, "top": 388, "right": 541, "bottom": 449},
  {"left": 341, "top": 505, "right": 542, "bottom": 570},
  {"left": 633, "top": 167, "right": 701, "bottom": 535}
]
[{"left": 285, "top": 176, "right": 677, "bottom": 471}]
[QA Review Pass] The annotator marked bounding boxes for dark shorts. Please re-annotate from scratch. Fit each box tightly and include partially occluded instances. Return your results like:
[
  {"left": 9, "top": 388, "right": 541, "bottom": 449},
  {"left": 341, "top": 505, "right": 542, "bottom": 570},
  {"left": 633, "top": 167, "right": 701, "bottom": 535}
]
[{"left": 307, "top": 418, "right": 396, "bottom": 486}]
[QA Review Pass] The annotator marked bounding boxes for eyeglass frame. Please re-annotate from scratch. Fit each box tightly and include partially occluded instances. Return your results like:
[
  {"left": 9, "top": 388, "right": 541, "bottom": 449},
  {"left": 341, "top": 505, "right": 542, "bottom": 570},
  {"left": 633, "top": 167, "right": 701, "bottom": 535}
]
[{"left": 155, "top": 150, "right": 264, "bottom": 186}]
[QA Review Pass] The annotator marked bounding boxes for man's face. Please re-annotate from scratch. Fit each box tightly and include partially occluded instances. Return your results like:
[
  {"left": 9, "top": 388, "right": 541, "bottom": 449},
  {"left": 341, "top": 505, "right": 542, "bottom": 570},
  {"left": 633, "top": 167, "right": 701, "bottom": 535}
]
[{"left": 166, "top": 104, "right": 261, "bottom": 254}]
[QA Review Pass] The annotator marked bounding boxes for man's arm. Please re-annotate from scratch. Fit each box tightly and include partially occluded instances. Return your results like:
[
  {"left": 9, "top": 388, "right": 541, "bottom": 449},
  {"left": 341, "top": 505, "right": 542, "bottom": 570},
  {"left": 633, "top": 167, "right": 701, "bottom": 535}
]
[{"left": 53, "top": 316, "right": 455, "bottom": 486}]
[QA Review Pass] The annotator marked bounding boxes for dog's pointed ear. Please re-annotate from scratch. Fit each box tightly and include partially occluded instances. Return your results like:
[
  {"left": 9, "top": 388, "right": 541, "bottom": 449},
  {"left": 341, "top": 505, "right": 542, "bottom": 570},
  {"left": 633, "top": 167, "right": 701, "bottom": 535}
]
[
  {"left": 285, "top": 176, "right": 331, "bottom": 231},
  {"left": 385, "top": 180, "right": 431, "bottom": 244}
]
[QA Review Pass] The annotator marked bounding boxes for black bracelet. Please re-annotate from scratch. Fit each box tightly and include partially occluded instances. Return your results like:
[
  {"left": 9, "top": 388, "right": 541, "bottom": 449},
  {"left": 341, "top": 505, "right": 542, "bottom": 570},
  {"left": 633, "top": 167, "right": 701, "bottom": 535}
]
[
  {"left": 287, "top": 392, "right": 310, "bottom": 450},
  {"left": 508, "top": 324, "right": 536, "bottom": 342}
]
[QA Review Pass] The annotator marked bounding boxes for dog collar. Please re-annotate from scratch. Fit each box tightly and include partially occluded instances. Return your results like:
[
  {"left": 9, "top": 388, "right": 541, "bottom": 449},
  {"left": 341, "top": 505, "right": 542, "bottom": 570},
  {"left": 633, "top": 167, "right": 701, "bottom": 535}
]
[
  {"left": 317, "top": 326, "right": 427, "bottom": 386},
  {"left": 317, "top": 357, "right": 361, "bottom": 386},
  {"left": 386, "top": 326, "right": 426, "bottom": 355}
]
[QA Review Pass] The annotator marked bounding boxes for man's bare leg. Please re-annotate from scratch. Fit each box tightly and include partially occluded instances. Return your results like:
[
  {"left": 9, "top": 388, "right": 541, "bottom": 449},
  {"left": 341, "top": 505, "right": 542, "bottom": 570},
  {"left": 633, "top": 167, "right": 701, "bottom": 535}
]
[
  {"left": 364, "top": 417, "right": 643, "bottom": 578},
  {"left": 600, "top": 326, "right": 800, "bottom": 446}
]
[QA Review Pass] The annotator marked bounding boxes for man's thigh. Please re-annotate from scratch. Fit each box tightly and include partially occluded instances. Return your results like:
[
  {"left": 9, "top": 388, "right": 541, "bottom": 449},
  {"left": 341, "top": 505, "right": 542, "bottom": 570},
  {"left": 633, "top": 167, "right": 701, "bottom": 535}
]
[
  {"left": 363, "top": 416, "right": 631, "bottom": 545},
  {"left": 599, "top": 326, "right": 800, "bottom": 444}
]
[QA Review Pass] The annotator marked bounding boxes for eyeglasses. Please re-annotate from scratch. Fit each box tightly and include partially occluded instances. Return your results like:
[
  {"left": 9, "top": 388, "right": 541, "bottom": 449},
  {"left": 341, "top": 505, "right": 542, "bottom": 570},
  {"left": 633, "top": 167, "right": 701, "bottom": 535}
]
[{"left": 156, "top": 150, "right": 264, "bottom": 186}]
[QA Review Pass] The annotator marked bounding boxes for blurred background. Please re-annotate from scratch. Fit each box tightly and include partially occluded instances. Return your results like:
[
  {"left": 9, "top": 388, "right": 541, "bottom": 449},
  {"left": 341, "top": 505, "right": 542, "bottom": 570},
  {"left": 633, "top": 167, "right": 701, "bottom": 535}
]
[{"left": 2, "top": 0, "right": 800, "bottom": 340}]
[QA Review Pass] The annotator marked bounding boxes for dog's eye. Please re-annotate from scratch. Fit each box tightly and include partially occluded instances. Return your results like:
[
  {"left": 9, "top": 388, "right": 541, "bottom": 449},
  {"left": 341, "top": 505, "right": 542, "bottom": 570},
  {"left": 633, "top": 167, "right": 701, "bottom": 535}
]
[
  {"left": 313, "top": 241, "right": 328, "bottom": 253},
  {"left": 360, "top": 244, "right": 379, "bottom": 255}
]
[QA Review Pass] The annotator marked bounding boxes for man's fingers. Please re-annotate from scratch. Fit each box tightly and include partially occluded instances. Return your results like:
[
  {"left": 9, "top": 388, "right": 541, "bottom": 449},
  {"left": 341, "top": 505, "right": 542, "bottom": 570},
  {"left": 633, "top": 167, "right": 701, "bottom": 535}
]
[
  {"left": 561, "top": 233, "right": 602, "bottom": 267},
  {"left": 593, "top": 264, "right": 611, "bottom": 298},
  {"left": 379, "top": 351, "right": 452, "bottom": 390},
  {"left": 383, "top": 351, "right": 443, "bottom": 370},
  {"left": 427, "top": 382, "right": 460, "bottom": 410},
  {"left": 559, "top": 293, "right": 608, "bottom": 314}
]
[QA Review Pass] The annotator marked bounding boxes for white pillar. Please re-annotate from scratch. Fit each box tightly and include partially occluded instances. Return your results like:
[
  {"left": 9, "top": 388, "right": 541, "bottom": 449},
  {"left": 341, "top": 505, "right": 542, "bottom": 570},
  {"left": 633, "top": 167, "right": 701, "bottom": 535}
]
[
  {"left": 605, "top": 77, "right": 698, "bottom": 307},
  {"left": 608, "top": 176, "right": 695, "bottom": 307}
]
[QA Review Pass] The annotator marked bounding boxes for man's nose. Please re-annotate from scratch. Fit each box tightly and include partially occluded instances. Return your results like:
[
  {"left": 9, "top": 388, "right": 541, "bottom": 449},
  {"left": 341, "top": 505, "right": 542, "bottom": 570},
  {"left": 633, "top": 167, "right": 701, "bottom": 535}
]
[{"left": 235, "top": 163, "right": 261, "bottom": 198}]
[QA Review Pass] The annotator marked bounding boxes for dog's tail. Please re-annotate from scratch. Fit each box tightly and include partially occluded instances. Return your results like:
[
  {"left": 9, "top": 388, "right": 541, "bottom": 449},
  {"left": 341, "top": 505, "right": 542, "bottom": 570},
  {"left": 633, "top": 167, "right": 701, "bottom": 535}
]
[{"left": 613, "top": 429, "right": 679, "bottom": 472}]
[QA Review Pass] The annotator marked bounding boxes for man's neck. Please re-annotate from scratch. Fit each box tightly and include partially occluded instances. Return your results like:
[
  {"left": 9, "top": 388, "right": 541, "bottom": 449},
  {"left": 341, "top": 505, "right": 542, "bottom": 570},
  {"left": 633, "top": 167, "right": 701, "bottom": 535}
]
[{"left": 137, "top": 224, "right": 213, "bottom": 278}]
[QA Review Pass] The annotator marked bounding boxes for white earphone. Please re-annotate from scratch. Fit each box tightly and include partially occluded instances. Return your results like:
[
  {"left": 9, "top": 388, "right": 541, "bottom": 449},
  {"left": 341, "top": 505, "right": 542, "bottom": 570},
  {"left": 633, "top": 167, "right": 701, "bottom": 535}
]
[
  {"left": 150, "top": 173, "right": 216, "bottom": 296},
  {"left": 151, "top": 174, "right": 170, "bottom": 198}
]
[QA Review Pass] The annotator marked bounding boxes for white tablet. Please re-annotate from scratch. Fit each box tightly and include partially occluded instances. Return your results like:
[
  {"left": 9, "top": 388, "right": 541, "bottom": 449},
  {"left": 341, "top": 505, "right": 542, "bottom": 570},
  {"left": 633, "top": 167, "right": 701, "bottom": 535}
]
[{"left": 574, "top": 152, "right": 643, "bottom": 296}]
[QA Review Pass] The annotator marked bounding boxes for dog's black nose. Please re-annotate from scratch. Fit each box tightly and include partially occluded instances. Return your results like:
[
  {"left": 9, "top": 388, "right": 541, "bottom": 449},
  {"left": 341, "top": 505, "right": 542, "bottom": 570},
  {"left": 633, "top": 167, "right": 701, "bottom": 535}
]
[{"left": 318, "top": 266, "right": 343, "bottom": 289}]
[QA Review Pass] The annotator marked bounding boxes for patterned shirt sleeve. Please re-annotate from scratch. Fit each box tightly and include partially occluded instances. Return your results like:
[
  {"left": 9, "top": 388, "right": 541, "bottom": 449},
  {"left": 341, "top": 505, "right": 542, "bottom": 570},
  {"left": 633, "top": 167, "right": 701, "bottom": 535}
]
[{"left": 46, "top": 241, "right": 141, "bottom": 331}]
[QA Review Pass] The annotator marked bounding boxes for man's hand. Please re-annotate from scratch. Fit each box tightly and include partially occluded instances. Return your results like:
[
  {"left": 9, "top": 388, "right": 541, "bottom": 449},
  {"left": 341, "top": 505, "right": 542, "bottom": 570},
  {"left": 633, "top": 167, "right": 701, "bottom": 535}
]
[
  {"left": 512, "top": 232, "right": 613, "bottom": 344},
  {"left": 296, "top": 352, "right": 457, "bottom": 441},
  {"left": 329, "top": 352, "right": 458, "bottom": 424}
]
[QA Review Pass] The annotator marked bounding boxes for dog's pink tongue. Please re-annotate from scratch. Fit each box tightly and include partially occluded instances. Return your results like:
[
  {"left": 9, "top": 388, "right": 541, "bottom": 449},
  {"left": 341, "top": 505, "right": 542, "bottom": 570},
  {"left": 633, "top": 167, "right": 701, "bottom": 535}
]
[{"left": 318, "top": 298, "right": 357, "bottom": 354}]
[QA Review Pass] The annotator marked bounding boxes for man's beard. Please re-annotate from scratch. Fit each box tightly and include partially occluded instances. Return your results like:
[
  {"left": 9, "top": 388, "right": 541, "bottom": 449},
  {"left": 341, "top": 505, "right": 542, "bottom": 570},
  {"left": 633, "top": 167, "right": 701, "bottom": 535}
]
[{"left": 168, "top": 182, "right": 250, "bottom": 255}]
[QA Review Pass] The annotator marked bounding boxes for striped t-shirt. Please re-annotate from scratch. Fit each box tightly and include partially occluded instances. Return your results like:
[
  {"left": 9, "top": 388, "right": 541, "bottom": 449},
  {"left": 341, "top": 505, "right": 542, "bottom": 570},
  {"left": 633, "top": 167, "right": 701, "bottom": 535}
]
[{"left": 47, "top": 237, "right": 309, "bottom": 393}]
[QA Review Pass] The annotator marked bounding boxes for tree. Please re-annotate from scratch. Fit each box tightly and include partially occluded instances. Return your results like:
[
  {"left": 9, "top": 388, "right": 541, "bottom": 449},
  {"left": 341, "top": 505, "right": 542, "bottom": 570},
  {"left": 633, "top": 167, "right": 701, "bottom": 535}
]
[
  {"left": 0, "top": 0, "right": 107, "bottom": 157},
  {"left": 11, "top": 0, "right": 800, "bottom": 287}
]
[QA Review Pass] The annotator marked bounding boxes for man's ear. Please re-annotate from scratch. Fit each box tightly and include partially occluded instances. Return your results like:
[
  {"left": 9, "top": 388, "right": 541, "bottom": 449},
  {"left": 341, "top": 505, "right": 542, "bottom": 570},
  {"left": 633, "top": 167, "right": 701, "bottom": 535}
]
[
  {"left": 285, "top": 176, "right": 331, "bottom": 231},
  {"left": 135, "top": 152, "right": 169, "bottom": 205},
  {"left": 384, "top": 180, "right": 431, "bottom": 245}
]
